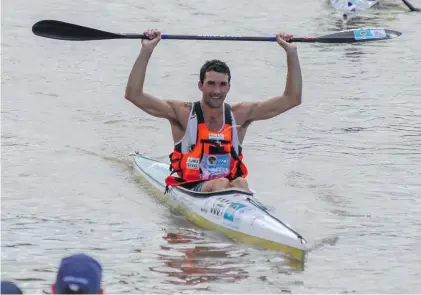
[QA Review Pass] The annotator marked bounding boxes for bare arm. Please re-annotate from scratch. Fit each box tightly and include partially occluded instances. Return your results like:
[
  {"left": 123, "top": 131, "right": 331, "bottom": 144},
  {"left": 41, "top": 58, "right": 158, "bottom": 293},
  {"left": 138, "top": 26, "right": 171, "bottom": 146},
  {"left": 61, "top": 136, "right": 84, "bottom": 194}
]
[
  {"left": 124, "top": 30, "right": 179, "bottom": 122},
  {"left": 233, "top": 33, "right": 302, "bottom": 126}
]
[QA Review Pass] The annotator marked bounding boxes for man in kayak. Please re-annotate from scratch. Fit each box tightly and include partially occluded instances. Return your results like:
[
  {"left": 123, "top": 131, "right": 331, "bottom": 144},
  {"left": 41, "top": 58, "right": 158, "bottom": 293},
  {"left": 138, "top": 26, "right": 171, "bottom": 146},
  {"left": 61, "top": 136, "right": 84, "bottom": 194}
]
[{"left": 125, "top": 30, "right": 302, "bottom": 193}]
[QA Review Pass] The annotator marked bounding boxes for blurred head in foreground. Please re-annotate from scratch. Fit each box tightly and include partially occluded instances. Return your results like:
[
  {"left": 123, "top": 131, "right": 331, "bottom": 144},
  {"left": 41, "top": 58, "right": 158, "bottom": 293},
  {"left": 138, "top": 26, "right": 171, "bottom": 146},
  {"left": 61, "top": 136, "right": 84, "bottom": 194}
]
[{"left": 52, "top": 254, "right": 103, "bottom": 294}]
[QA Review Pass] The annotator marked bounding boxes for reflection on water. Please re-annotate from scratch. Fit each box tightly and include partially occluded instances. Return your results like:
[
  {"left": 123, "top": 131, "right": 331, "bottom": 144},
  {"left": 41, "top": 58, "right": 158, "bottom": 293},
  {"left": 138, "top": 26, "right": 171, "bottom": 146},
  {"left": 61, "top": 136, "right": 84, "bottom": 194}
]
[
  {"left": 150, "top": 231, "right": 249, "bottom": 288},
  {"left": 149, "top": 229, "right": 307, "bottom": 290}
]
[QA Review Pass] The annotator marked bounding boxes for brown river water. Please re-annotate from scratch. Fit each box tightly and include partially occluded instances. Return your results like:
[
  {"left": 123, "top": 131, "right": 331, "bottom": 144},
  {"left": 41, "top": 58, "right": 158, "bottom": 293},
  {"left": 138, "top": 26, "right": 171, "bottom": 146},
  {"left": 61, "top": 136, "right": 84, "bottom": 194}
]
[{"left": 2, "top": 0, "right": 420, "bottom": 293}]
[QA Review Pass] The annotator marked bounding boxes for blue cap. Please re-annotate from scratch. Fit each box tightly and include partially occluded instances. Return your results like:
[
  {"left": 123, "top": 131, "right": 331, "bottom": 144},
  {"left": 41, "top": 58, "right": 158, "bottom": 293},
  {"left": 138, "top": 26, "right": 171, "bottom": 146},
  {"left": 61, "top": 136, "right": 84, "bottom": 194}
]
[
  {"left": 1, "top": 281, "right": 23, "bottom": 294},
  {"left": 55, "top": 254, "right": 102, "bottom": 294}
]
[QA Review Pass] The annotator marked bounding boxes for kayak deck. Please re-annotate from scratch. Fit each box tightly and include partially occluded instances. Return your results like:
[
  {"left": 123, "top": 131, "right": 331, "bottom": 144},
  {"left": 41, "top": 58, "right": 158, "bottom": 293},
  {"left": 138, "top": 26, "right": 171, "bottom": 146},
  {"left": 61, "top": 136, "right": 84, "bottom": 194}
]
[{"left": 131, "top": 152, "right": 307, "bottom": 262}]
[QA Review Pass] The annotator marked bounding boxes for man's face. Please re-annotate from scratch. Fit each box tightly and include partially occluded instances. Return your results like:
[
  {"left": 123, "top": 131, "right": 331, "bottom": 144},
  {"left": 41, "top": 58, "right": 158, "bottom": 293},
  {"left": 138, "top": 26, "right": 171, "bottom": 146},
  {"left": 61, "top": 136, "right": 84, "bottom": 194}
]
[{"left": 199, "top": 71, "right": 230, "bottom": 109}]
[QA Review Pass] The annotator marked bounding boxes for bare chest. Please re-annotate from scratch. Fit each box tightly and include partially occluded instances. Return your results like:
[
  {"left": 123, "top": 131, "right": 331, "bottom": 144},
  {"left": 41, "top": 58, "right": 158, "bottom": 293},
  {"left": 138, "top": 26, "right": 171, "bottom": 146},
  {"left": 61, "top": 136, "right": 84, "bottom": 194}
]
[{"left": 205, "top": 116, "right": 224, "bottom": 132}]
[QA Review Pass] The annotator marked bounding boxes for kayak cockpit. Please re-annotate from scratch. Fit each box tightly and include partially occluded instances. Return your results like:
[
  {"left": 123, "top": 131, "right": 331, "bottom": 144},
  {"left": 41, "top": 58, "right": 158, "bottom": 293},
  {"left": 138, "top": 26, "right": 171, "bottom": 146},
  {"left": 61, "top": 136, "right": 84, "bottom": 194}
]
[{"left": 173, "top": 186, "right": 254, "bottom": 198}]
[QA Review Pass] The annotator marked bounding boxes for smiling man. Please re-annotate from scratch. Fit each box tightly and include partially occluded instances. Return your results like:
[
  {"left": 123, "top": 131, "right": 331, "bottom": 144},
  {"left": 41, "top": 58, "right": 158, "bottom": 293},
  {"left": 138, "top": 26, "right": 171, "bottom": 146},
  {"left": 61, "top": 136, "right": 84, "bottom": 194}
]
[{"left": 125, "top": 29, "right": 302, "bottom": 193}]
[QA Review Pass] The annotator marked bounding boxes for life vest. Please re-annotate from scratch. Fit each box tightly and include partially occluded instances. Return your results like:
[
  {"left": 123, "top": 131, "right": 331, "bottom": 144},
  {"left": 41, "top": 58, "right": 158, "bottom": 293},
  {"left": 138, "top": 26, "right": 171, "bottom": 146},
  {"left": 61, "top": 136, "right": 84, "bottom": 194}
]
[{"left": 165, "top": 101, "right": 248, "bottom": 190}]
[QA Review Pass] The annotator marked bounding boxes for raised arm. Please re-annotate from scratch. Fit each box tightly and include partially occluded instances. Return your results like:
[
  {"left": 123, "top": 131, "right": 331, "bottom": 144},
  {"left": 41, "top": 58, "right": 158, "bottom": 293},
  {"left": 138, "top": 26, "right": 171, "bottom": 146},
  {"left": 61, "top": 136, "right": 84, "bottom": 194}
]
[
  {"left": 125, "top": 29, "right": 179, "bottom": 122},
  {"left": 232, "top": 33, "right": 302, "bottom": 126}
]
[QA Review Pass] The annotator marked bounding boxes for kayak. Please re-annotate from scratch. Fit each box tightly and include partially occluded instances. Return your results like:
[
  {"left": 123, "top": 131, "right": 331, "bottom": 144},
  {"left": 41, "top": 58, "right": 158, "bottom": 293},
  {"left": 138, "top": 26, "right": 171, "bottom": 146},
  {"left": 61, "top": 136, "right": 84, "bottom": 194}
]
[
  {"left": 330, "top": 0, "right": 380, "bottom": 16},
  {"left": 131, "top": 152, "right": 307, "bottom": 262}
]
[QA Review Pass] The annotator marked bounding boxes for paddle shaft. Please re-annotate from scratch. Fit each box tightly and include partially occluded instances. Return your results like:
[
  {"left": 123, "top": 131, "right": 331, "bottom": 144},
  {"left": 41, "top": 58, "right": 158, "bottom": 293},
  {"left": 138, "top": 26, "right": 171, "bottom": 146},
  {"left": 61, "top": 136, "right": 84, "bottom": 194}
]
[{"left": 121, "top": 34, "right": 314, "bottom": 42}]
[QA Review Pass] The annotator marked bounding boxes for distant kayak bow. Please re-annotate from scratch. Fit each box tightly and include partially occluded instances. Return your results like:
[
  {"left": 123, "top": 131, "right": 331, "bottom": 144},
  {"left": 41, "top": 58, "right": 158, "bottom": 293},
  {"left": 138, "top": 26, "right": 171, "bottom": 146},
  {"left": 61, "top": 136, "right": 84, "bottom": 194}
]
[
  {"left": 32, "top": 20, "right": 402, "bottom": 43},
  {"left": 330, "top": 0, "right": 380, "bottom": 16}
]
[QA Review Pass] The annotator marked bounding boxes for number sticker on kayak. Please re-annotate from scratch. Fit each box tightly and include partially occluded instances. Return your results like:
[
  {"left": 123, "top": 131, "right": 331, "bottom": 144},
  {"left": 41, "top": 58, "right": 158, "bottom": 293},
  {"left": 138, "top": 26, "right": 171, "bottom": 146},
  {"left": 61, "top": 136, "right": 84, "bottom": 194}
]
[
  {"left": 209, "top": 198, "right": 231, "bottom": 216},
  {"left": 354, "top": 29, "right": 386, "bottom": 40}
]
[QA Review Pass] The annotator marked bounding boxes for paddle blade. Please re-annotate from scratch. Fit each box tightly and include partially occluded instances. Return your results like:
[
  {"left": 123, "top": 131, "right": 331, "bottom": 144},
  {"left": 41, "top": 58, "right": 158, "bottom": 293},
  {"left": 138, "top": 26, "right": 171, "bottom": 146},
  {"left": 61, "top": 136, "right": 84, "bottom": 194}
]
[
  {"left": 293, "top": 28, "right": 402, "bottom": 43},
  {"left": 32, "top": 20, "right": 125, "bottom": 41}
]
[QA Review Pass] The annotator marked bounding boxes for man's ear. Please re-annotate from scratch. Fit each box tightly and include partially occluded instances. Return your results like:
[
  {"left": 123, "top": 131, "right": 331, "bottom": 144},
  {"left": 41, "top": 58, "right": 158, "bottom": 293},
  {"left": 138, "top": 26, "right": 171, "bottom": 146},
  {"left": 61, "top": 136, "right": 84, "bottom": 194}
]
[{"left": 198, "top": 80, "right": 203, "bottom": 91}]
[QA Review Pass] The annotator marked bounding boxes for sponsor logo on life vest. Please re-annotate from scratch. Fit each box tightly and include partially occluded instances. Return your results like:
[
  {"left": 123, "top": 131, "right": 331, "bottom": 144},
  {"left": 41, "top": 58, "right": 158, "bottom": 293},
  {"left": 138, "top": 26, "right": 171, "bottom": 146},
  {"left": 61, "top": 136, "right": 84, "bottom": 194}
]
[
  {"left": 201, "top": 155, "right": 230, "bottom": 179},
  {"left": 209, "top": 134, "right": 224, "bottom": 140},
  {"left": 207, "top": 156, "right": 228, "bottom": 166},
  {"left": 186, "top": 157, "right": 199, "bottom": 170}
]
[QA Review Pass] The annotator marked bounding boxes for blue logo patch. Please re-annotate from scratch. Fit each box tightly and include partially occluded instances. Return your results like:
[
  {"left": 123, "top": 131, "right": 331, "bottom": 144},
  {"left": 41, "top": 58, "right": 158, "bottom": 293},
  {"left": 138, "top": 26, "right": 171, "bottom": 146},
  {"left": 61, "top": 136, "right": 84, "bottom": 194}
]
[
  {"left": 354, "top": 29, "right": 386, "bottom": 40},
  {"left": 200, "top": 155, "right": 231, "bottom": 179},
  {"left": 223, "top": 203, "right": 246, "bottom": 222}
]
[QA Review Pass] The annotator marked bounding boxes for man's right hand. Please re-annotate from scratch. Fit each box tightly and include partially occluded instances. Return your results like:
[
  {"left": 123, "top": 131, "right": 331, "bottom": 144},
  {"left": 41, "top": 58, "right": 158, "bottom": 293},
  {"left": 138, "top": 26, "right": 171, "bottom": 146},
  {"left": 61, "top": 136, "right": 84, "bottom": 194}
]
[
  {"left": 141, "top": 29, "right": 162, "bottom": 51},
  {"left": 276, "top": 32, "right": 297, "bottom": 54}
]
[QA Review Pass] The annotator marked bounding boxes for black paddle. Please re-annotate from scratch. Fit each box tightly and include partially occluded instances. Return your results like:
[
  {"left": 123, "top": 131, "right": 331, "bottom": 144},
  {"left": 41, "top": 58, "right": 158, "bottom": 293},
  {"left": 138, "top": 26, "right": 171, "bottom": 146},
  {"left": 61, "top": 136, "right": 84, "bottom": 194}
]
[
  {"left": 401, "top": 0, "right": 420, "bottom": 11},
  {"left": 32, "top": 20, "right": 402, "bottom": 43}
]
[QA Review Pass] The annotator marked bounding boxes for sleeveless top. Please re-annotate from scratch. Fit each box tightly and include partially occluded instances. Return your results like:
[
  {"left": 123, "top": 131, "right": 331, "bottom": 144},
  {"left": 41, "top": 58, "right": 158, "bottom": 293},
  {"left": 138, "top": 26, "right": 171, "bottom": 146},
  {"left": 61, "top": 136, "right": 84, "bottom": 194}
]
[{"left": 164, "top": 101, "right": 248, "bottom": 189}]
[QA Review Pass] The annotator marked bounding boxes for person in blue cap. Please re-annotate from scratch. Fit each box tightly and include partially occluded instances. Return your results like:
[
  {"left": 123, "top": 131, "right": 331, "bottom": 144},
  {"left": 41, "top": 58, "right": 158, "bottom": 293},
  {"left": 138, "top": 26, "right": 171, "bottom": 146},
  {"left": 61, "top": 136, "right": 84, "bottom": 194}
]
[
  {"left": 51, "top": 254, "right": 103, "bottom": 294},
  {"left": 1, "top": 281, "right": 23, "bottom": 294}
]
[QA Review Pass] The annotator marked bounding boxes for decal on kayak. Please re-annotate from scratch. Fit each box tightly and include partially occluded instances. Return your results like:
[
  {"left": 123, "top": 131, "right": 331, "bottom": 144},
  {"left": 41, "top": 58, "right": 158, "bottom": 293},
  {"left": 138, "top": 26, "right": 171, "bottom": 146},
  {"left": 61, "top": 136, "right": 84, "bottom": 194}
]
[
  {"left": 209, "top": 197, "right": 231, "bottom": 216},
  {"left": 250, "top": 215, "right": 266, "bottom": 227},
  {"left": 223, "top": 202, "right": 246, "bottom": 222}
]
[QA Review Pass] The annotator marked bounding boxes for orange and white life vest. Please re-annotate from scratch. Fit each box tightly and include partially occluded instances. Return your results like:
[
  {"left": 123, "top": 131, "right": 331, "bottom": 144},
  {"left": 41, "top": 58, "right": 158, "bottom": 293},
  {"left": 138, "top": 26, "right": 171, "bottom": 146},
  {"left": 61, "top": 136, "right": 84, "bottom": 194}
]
[{"left": 164, "top": 101, "right": 248, "bottom": 189}]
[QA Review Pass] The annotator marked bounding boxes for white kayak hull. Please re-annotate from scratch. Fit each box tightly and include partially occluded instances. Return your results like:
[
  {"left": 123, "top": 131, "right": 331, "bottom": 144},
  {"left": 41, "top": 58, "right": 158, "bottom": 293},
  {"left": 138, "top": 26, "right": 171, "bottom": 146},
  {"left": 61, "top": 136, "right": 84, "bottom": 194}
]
[
  {"left": 131, "top": 152, "right": 307, "bottom": 262},
  {"left": 330, "top": 0, "right": 380, "bottom": 16}
]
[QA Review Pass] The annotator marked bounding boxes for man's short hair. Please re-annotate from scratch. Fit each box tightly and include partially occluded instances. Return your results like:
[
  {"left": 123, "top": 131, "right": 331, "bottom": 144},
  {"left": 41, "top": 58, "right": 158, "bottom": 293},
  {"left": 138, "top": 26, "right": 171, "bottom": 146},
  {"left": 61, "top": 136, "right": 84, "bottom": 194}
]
[{"left": 200, "top": 60, "right": 231, "bottom": 83}]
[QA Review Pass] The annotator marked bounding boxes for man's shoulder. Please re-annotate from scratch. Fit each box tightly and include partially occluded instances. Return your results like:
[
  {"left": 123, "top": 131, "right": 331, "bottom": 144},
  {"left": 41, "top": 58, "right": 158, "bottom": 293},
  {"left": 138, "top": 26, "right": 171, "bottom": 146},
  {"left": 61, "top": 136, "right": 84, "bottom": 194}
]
[
  {"left": 229, "top": 101, "right": 256, "bottom": 126},
  {"left": 166, "top": 99, "right": 193, "bottom": 108},
  {"left": 167, "top": 100, "right": 194, "bottom": 127},
  {"left": 184, "top": 101, "right": 193, "bottom": 109},
  {"left": 230, "top": 101, "right": 254, "bottom": 113},
  {"left": 230, "top": 101, "right": 252, "bottom": 108},
  {"left": 165, "top": 100, "right": 194, "bottom": 117}
]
